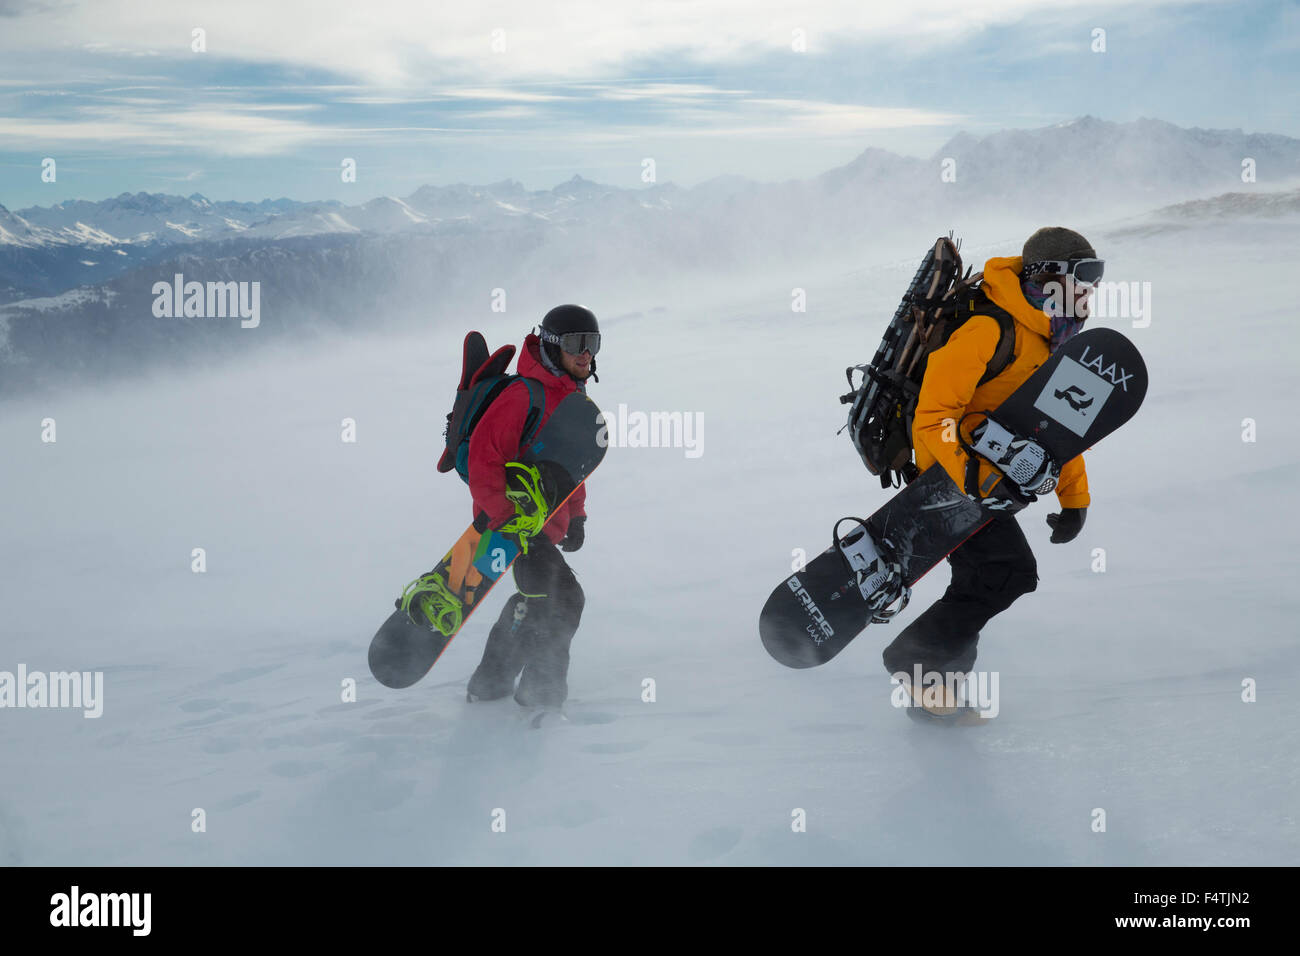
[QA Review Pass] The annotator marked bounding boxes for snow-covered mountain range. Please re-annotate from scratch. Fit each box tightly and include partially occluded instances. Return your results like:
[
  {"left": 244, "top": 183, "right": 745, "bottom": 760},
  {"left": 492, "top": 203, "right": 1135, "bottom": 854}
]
[
  {"left": 2, "top": 116, "right": 1298, "bottom": 394},
  {"left": 5, "top": 117, "right": 1294, "bottom": 252}
]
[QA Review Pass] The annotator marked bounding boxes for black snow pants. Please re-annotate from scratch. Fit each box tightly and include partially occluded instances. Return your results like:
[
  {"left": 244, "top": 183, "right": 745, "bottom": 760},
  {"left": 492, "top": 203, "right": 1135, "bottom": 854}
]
[
  {"left": 467, "top": 536, "right": 584, "bottom": 708},
  {"left": 881, "top": 513, "right": 1038, "bottom": 678}
]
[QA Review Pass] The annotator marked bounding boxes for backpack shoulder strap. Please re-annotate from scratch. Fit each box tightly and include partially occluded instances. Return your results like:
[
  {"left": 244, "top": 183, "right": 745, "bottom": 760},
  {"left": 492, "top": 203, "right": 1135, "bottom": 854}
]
[
  {"left": 956, "top": 287, "right": 1016, "bottom": 386},
  {"left": 511, "top": 376, "right": 547, "bottom": 447}
]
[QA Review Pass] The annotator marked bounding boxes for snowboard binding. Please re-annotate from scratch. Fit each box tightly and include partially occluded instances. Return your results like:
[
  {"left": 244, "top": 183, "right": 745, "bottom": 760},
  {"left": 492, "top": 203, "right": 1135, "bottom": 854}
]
[
  {"left": 960, "top": 413, "right": 1060, "bottom": 504},
  {"left": 398, "top": 570, "right": 465, "bottom": 637},
  {"left": 496, "top": 461, "right": 552, "bottom": 553},
  {"left": 833, "top": 518, "right": 911, "bottom": 623}
]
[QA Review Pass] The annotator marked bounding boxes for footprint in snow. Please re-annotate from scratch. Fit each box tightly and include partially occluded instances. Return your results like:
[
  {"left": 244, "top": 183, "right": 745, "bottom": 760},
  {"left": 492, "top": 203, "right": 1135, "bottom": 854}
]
[
  {"left": 317, "top": 699, "right": 380, "bottom": 714},
  {"left": 581, "top": 740, "right": 648, "bottom": 754},
  {"left": 209, "top": 664, "right": 285, "bottom": 687},
  {"left": 791, "top": 723, "right": 864, "bottom": 734},
  {"left": 201, "top": 736, "right": 241, "bottom": 754},
  {"left": 690, "top": 731, "right": 761, "bottom": 746},
  {"left": 269, "top": 760, "right": 326, "bottom": 778},
  {"left": 687, "top": 826, "right": 743, "bottom": 862},
  {"left": 535, "top": 800, "right": 606, "bottom": 829},
  {"left": 211, "top": 790, "right": 262, "bottom": 811},
  {"left": 361, "top": 705, "right": 427, "bottom": 720},
  {"left": 176, "top": 712, "right": 229, "bottom": 729},
  {"left": 179, "top": 698, "right": 224, "bottom": 713}
]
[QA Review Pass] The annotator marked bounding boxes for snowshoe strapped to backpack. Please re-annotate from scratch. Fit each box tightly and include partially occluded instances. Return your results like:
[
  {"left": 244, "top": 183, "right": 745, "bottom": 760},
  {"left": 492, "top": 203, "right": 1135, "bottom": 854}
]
[
  {"left": 437, "top": 331, "right": 546, "bottom": 484},
  {"left": 840, "top": 235, "right": 1017, "bottom": 489}
]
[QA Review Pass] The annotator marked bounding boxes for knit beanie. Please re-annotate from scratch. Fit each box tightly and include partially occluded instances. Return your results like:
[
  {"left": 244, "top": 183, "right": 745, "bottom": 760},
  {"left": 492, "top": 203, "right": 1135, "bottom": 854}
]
[{"left": 1022, "top": 227, "right": 1096, "bottom": 271}]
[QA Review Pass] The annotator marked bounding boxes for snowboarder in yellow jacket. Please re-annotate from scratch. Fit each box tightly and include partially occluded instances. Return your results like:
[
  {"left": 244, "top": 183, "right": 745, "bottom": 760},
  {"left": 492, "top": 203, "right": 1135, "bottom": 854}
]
[{"left": 883, "top": 226, "right": 1099, "bottom": 716}]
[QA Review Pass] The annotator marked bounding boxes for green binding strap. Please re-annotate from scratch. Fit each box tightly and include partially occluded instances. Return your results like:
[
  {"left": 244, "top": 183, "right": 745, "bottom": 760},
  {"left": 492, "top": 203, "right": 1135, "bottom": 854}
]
[
  {"left": 495, "top": 461, "right": 550, "bottom": 555},
  {"left": 399, "top": 573, "right": 463, "bottom": 637}
]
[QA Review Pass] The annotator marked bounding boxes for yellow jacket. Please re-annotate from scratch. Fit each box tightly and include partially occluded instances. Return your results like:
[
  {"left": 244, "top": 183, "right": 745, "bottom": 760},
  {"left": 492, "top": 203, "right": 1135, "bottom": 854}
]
[{"left": 912, "top": 256, "right": 1090, "bottom": 509}]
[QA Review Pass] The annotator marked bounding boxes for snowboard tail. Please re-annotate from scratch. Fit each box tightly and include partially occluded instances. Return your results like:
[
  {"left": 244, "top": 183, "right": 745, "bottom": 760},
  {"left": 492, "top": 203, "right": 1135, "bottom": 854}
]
[{"left": 760, "top": 470, "right": 990, "bottom": 669}]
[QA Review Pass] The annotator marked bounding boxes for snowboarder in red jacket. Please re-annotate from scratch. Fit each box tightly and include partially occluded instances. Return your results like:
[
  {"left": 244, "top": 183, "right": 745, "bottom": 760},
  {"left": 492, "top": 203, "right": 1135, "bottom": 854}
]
[{"left": 465, "top": 305, "right": 600, "bottom": 710}]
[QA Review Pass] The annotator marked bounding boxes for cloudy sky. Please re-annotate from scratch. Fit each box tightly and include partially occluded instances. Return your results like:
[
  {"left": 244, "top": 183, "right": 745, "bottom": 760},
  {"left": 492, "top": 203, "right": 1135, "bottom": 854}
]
[{"left": 0, "top": 0, "right": 1295, "bottom": 206}]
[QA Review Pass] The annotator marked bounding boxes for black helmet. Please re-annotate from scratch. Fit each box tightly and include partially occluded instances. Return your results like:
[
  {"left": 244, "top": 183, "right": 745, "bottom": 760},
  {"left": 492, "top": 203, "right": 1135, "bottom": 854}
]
[{"left": 539, "top": 304, "right": 600, "bottom": 381}]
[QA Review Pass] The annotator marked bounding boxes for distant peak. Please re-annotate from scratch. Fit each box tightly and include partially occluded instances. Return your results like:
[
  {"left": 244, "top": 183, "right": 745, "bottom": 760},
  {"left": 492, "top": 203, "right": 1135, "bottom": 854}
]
[{"left": 554, "top": 174, "right": 601, "bottom": 191}]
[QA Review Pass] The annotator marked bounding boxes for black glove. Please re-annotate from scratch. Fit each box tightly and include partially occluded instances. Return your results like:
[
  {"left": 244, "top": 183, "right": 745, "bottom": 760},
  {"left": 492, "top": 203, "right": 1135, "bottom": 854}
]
[
  {"left": 1046, "top": 507, "right": 1086, "bottom": 543},
  {"left": 559, "top": 515, "right": 585, "bottom": 552}
]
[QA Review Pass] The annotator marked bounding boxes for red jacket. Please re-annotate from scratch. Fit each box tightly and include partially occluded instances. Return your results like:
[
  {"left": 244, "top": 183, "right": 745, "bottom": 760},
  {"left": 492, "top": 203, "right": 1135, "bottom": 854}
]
[{"left": 467, "top": 334, "right": 588, "bottom": 545}]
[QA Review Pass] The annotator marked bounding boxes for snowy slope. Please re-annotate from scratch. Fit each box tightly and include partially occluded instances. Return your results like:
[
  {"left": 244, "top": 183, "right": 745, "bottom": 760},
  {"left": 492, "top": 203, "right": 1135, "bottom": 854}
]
[{"left": 0, "top": 216, "right": 1296, "bottom": 865}]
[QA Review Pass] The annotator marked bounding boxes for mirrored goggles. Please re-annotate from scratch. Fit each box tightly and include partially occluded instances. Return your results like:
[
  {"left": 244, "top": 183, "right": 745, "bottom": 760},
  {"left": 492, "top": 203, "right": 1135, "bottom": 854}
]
[
  {"left": 1024, "top": 258, "right": 1105, "bottom": 286},
  {"left": 541, "top": 329, "right": 600, "bottom": 356}
]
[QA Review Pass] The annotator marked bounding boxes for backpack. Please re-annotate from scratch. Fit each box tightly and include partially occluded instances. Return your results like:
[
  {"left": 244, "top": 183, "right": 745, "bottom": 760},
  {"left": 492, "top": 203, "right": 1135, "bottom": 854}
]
[
  {"left": 841, "top": 236, "right": 1016, "bottom": 489},
  {"left": 437, "top": 331, "right": 546, "bottom": 484}
]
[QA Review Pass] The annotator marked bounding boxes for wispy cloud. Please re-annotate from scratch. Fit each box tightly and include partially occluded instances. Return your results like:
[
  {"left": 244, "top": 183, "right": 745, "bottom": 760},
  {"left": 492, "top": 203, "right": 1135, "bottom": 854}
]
[
  {"left": 0, "top": 107, "right": 329, "bottom": 154},
  {"left": 0, "top": 0, "right": 1206, "bottom": 85},
  {"left": 0, "top": 0, "right": 1291, "bottom": 208},
  {"left": 585, "top": 83, "right": 751, "bottom": 102}
]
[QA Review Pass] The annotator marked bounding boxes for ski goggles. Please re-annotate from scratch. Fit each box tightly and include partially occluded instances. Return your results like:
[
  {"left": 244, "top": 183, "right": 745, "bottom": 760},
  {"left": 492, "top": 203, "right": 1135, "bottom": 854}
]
[
  {"left": 1023, "top": 258, "right": 1105, "bottom": 286},
  {"left": 540, "top": 328, "right": 601, "bottom": 356}
]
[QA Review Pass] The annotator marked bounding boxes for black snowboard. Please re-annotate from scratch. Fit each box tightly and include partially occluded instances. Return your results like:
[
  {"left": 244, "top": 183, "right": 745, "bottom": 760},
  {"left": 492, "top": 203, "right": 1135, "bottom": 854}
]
[{"left": 760, "top": 326, "right": 1148, "bottom": 668}]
